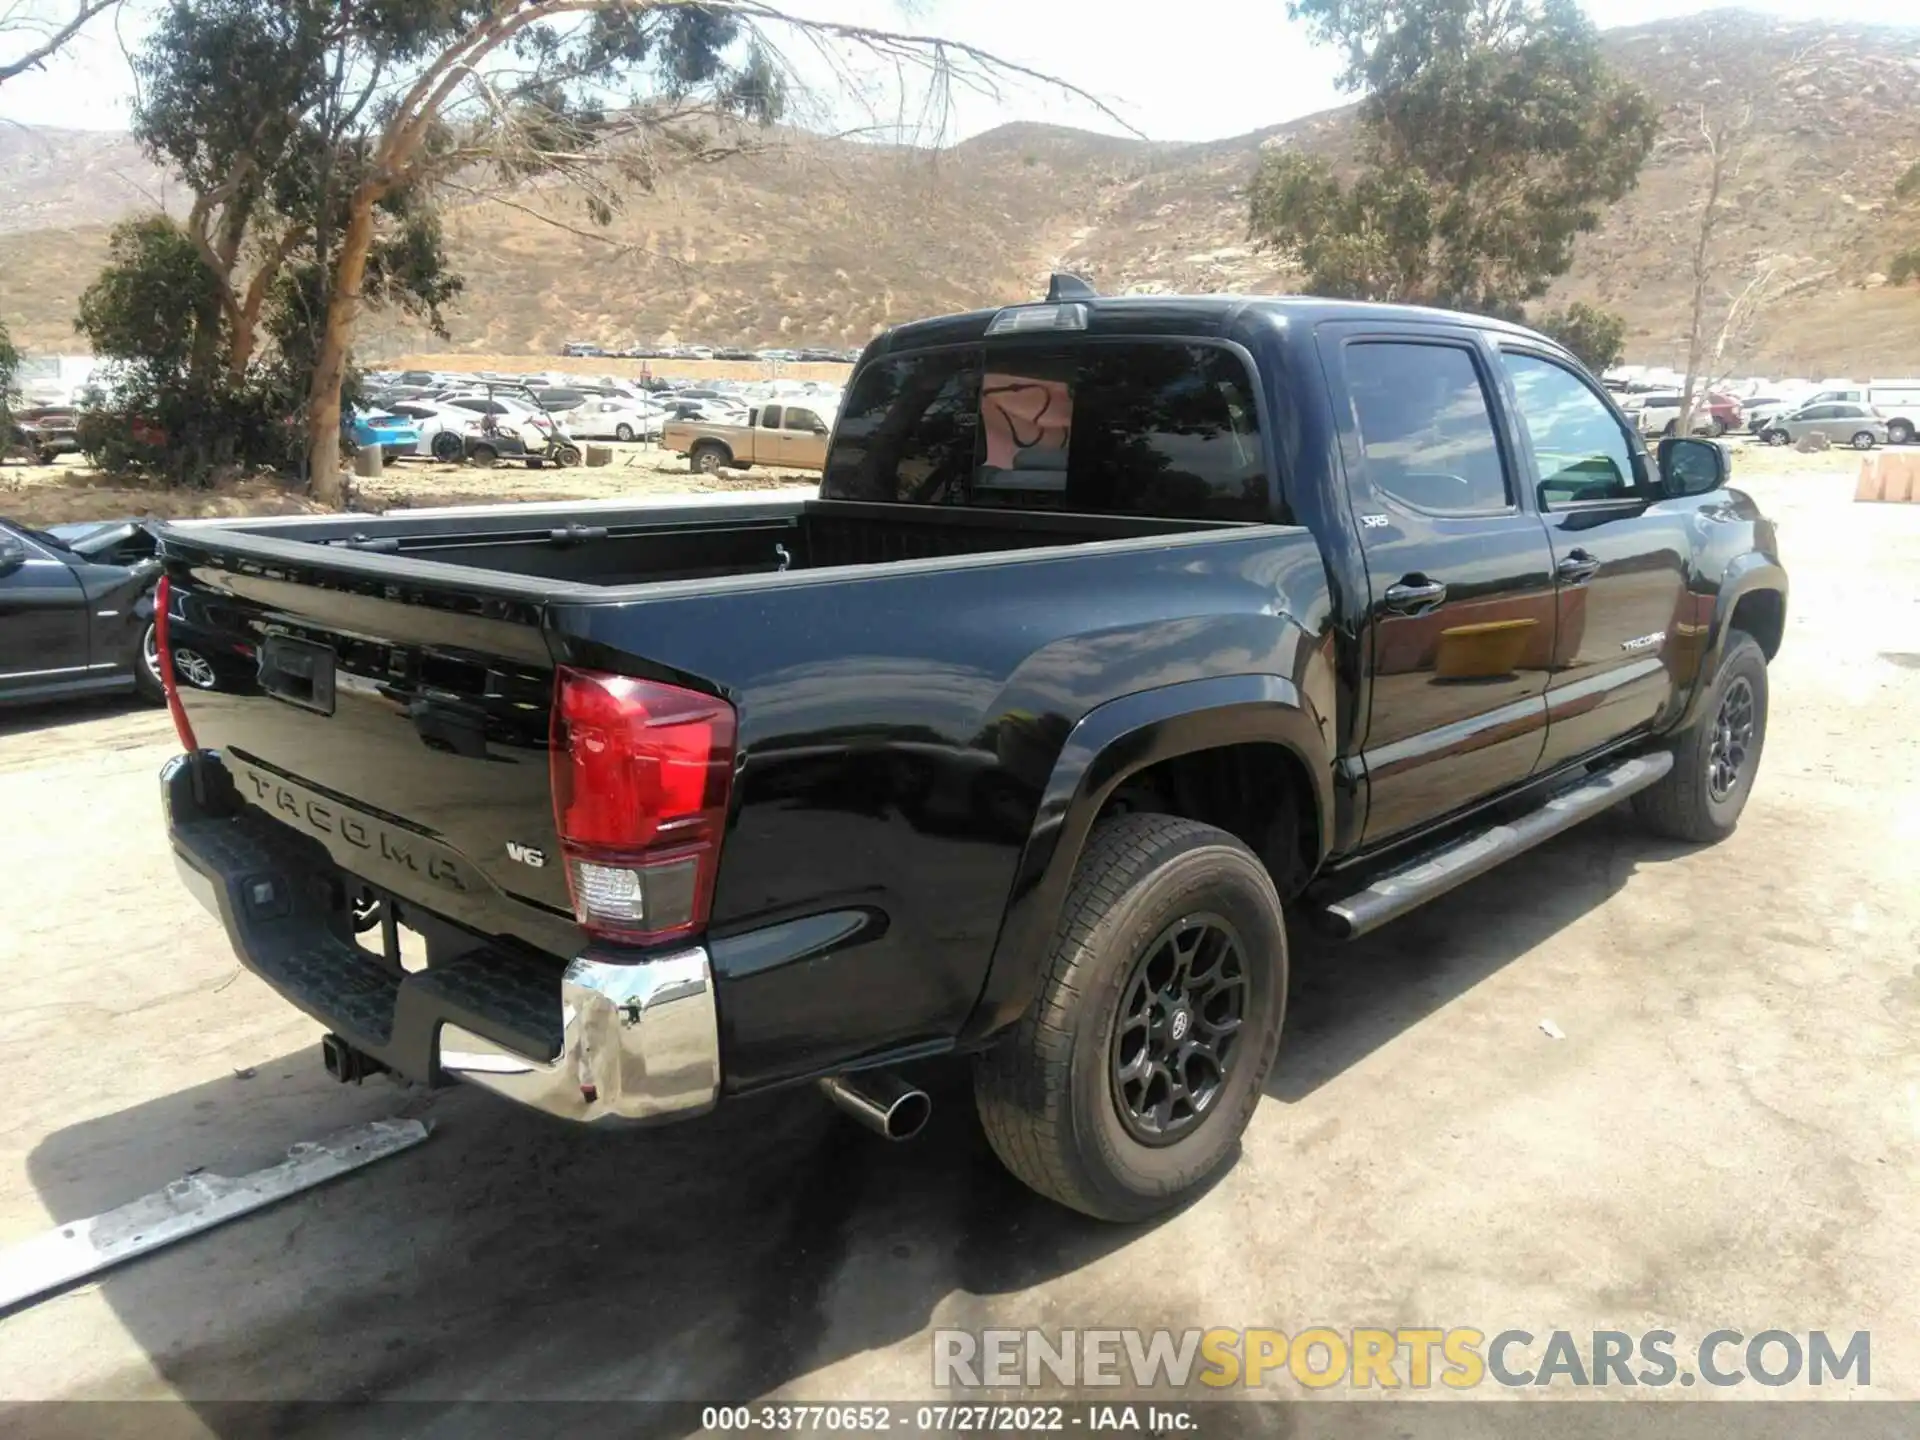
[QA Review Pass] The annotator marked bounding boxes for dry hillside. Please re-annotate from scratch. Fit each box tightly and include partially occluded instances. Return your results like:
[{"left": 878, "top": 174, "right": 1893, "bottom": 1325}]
[{"left": 1, "top": 8, "right": 1917, "bottom": 373}]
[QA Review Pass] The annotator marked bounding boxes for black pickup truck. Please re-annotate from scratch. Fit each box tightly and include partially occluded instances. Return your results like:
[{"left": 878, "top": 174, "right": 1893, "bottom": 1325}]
[{"left": 157, "top": 284, "right": 1786, "bottom": 1220}]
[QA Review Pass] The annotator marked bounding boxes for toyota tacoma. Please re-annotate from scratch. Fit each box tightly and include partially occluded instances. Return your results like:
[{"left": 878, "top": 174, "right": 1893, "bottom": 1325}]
[{"left": 156, "top": 280, "right": 1786, "bottom": 1220}]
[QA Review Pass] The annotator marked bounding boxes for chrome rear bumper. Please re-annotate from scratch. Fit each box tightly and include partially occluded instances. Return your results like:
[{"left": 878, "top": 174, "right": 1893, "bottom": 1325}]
[
  {"left": 165, "top": 752, "right": 720, "bottom": 1127},
  {"left": 439, "top": 949, "right": 720, "bottom": 1125}
]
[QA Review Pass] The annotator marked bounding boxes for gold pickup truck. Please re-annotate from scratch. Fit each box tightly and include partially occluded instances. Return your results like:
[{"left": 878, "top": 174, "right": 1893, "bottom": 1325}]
[{"left": 661, "top": 400, "right": 834, "bottom": 475}]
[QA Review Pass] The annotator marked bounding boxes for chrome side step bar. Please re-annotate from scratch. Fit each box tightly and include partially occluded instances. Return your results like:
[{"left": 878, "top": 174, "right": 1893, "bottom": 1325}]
[{"left": 1318, "top": 752, "right": 1674, "bottom": 940}]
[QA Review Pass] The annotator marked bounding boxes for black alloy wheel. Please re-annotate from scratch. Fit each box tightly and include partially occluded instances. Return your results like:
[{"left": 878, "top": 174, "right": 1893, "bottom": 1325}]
[
  {"left": 1707, "top": 675, "right": 1756, "bottom": 804},
  {"left": 1110, "top": 914, "right": 1248, "bottom": 1145}
]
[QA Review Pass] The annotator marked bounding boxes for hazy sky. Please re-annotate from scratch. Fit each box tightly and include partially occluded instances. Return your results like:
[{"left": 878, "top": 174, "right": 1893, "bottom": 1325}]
[{"left": 0, "top": 0, "right": 1907, "bottom": 142}]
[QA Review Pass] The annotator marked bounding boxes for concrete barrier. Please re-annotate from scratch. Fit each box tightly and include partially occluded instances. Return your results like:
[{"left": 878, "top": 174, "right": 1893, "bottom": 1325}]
[{"left": 1856, "top": 451, "right": 1920, "bottom": 503}]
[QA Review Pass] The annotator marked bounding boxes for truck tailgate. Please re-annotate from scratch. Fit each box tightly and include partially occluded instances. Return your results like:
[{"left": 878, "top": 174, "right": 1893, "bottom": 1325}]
[{"left": 159, "top": 529, "right": 578, "bottom": 953}]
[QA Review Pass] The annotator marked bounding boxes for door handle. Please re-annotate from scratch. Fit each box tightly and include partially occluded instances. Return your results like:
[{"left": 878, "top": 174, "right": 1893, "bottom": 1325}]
[
  {"left": 1382, "top": 575, "right": 1448, "bottom": 614},
  {"left": 1557, "top": 549, "right": 1602, "bottom": 584}
]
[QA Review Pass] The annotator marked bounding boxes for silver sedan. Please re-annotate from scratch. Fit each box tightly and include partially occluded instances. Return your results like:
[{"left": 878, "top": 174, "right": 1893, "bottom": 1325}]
[{"left": 1761, "top": 403, "right": 1889, "bottom": 450}]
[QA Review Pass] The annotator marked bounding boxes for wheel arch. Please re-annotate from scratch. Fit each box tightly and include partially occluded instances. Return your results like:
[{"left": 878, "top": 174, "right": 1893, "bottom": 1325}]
[
  {"left": 962, "top": 674, "right": 1332, "bottom": 1042},
  {"left": 1676, "top": 556, "right": 1786, "bottom": 732}
]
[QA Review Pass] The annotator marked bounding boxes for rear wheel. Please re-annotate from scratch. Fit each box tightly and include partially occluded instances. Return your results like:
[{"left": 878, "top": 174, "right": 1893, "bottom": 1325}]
[
  {"left": 1851, "top": 431, "right": 1876, "bottom": 451},
  {"left": 431, "top": 431, "right": 464, "bottom": 462},
  {"left": 555, "top": 444, "right": 582, "bottom": 468},
  {"left": 691, "top": 441, "right": 730, "bottom": 476},
  {"left": 468, "top": 443, "right": 498, "bottom": 467},
  {"left": 1633, "top": 632, "right": 1768, "bottom": 844},
  {"left": 973, "top": 813, "right": 1288, "bottom": 1222},
  {"left": 614, "top": 423, "right": 636, "bottom": 442}
]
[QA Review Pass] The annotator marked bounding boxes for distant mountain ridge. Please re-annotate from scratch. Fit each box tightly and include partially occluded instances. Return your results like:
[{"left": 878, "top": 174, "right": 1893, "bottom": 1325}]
[{"left": 2, "top": 9, "right": 1917, "bottom": 373}]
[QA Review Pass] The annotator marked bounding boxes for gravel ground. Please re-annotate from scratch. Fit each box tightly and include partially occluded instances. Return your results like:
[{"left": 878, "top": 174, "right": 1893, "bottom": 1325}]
[{"left": 0, "top": 450, "right": 1915, "bottom": 1418}]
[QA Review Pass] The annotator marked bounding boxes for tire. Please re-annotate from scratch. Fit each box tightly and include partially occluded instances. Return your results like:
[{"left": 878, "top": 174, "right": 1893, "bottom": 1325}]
[
  {"left": 1765, "top": 429, "right": 1790, "bottom": 447},
  {"left": 431, "top": 431, "right": 464, "bottom": 462},
  {"left": 468, "top": 443, "right": 498, "bottom": 467},
  {"left": 1851, "top": 431, "right": 1876, "bottom": 451},
  {"left": 973, "top": 813, "right": 1288, "bottom": 1222},
  {"left": 1632, "top": 632, "right": 1768, "bottom": 844},
  {"left": 134, "top": 621, "right": 165, "bottom": 704},
  {"left": 691, "top": 441, "right": 730, "bottom": 476},
  {"left": 614, "top": 423, "right": 636, "bottom": 442},
  {"left": 555, "top": 445, "right": 582, "bottom": 468},
  {"left": 1888, "top": 419, "right": 1915, "bottom": 446},
  {"left": 1708, "top": 418, "right": 1728, "bottom": 437},
  {"left": 1663, "top": 420, "right": 1678, "bottom": 438}
]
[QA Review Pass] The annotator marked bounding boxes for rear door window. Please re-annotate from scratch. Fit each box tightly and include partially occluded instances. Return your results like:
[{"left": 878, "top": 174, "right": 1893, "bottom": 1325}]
[
  {"left": 1344, "top": 342, "right": 1511, "bottom": 515},
  {"left": 823, "top": 341, "right": 1269, "bottom": 520}
]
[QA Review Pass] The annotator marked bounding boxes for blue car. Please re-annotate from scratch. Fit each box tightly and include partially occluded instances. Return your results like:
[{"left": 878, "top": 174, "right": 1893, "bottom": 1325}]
[{"left": 346, "top": 409, "right": 422, "bottom": 461}]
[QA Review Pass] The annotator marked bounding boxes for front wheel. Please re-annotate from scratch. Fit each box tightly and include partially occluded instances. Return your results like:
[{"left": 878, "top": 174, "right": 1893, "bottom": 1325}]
[
  {"left": 1851, "top": 431, "right": 1876, "bottom": 451},
  {"left": 1709, "top": 418, "right": 1728, "bottom": 437},
  {"left": 1633, "top": 632, "right": 1768, "bottom": 844},
  {"left": 614, "top": 423, "right": 636, "bottom": 442},
  {"left": 135, "top": 621, "right": 166, "bottom": 704},
  {"left": 1765, "top": 429, "right": 1790, "bottom": 447},
  {"left": 1888, "top": 419, "right": 1915, "bottom": 446},
  {"left": 973, "top": 813, "right": 1288, "bottom": 1222},
  {"left": 431, "top": 431, "right": 464, "bottom": 462}
]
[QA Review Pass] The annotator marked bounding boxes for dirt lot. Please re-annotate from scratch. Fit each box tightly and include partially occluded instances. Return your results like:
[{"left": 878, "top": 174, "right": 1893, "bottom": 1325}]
[
  {"left": 0, "top": 449, "right": 1916, "bottom": 1416},
  {"left": 0, "top": 443, "right": 816, "bottom": 528}
]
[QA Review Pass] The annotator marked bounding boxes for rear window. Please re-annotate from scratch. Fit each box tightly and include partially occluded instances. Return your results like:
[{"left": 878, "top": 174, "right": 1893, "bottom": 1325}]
[{"left": 823, "top": 341, "right": 1271, "bottom": 521}]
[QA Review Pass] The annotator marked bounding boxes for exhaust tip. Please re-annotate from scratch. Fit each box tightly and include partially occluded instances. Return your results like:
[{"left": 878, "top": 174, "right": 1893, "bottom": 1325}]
[
  {"left": 820, "top": 1071, "right": 932, "bottom": 1142},
  {"left": 883, "top": 1087, "right": 932, "bottom": 1141}
]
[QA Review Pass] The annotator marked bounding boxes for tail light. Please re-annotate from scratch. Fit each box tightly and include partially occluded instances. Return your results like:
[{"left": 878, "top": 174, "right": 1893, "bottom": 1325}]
[
  {"left": 153, "top": 574, "right": 198, "bottom": 753},
  {"left": 550, "top": 666, "right": 736, "bottom": 945}
]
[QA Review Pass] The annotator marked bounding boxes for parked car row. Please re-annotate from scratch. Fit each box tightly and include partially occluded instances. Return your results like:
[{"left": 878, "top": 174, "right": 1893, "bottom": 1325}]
[
  {"left": 1604, "top": 374, "right": 1920, "bottom": 449},
  {"left": 358, "top": 368, "right": 846, "bottom": 468},
  {"left": 561, "top": 341, "right": 861, "bottom": 363}
]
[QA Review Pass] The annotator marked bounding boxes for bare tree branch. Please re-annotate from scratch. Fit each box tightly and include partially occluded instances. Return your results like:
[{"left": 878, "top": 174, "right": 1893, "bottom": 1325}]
[{"left": 0, "top": 0, "right": 118, "bottom": 87}]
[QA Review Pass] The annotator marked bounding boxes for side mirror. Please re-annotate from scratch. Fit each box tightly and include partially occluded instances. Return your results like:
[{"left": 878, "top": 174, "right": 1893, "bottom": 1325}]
[
  {"left": 0, "top": 537, "right": 26, "bottom": 579},
  {"left": 1657, "top": 436, "right": 1727, "bottom": 497}
]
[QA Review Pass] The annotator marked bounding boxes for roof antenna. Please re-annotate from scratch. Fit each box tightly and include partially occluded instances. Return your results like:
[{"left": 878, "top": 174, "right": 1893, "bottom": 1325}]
[{"left": 1046, "top": 273, "right": 1097, "bottom": 303}]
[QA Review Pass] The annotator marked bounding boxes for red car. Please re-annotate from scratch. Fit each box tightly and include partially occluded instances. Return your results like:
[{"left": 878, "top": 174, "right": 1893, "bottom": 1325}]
[{"left": 1704, "top": 391, "right": 1746, "bottom": 434}]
